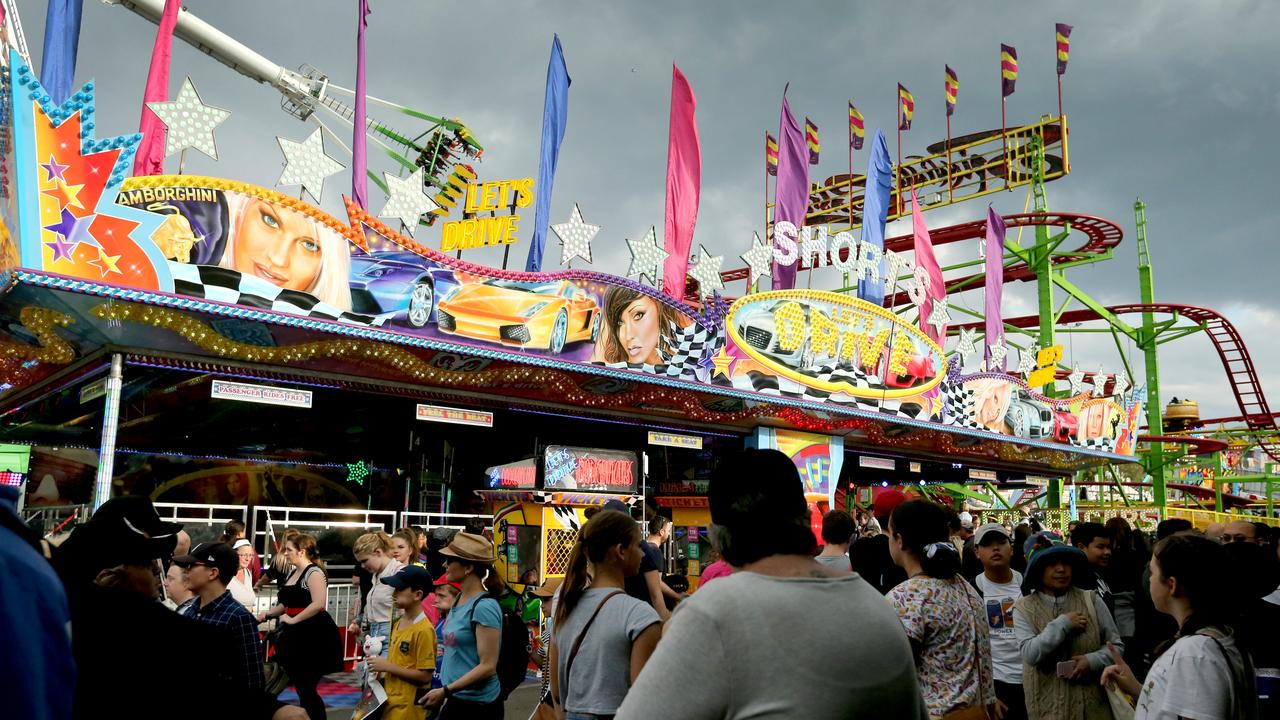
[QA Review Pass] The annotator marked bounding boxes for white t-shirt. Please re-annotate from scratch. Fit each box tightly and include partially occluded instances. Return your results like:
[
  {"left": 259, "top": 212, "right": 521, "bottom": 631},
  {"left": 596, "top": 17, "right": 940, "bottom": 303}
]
[
  {"left": 974, "top": 571, "right": 1023, "bottom": 684},
  {"left": 366, "top": 558, "right": 405, "bottom": 623},
  {"left": 1135, "top": 634, "right": 1236, "bottom": 720}
]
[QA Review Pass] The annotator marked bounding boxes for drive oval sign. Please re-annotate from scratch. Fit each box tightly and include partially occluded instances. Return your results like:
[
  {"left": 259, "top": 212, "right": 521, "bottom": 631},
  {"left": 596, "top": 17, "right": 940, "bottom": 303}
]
[{"left": 726, "top": 289, "right": 945, "bottom": 399}]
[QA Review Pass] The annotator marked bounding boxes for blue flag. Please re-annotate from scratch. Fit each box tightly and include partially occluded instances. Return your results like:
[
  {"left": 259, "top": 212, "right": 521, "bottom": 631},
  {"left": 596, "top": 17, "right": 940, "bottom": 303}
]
[
  {"left": 41, "top": 0, "right": 85, "bottom": 106},
  {"left": 525, "top": 35, "right": 571, "bottom": 272},
  {"left": 858, "top": 129, "right": 892, "bottom": 304}
]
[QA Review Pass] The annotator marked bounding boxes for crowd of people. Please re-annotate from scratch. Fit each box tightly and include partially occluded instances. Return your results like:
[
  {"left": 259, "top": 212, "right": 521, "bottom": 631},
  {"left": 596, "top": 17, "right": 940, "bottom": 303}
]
[{"left": 4, "top": 453, "right": 1278, "bottom": 720}]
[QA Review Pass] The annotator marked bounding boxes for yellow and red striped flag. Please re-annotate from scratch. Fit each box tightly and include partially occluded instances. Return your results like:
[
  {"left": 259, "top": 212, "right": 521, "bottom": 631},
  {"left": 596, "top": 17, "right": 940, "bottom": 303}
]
[
  {"left": 1001, "top": 44, "right": 1018, "bottom": 97},
  {"left": 1056, "top": 23, "right": 1073, "bottom": 75},
  {"left": 805, "top": 117, "right": 820, "bottom": 164},
  {"left": 898, "top": 83, "right": 914, "bottom": 130},
  {"left": 848, "top": 102, "right": 864, "bottom": 150},
  {"left": 945, "top": 65, "right": 959, "bottom": 116},
  {"left": 765, "top": 132, "right": 779, "bottom": 176}
]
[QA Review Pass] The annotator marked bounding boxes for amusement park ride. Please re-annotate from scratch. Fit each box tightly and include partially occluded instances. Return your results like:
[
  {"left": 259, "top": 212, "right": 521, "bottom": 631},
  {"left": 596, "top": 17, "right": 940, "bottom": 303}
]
[{"left": 0, "top": 0, "right": 1275, "bottom": 559}]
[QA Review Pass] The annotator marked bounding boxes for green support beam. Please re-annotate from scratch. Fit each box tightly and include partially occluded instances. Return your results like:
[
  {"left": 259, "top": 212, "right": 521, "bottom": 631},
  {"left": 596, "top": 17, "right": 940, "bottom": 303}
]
[{"left": 1135, "top": 199, "right": 1167, "bottom": 508}]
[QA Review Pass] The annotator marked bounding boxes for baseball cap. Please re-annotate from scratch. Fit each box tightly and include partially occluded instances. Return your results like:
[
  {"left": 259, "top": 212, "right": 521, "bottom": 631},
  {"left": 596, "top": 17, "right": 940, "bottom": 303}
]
[
  {"left": 974, "top": 523, "right": 1010, "bottom": 546},
  {"left": 381, "top": 565, "right": 434, "bottom": 592},
  {"left": 433, "top": 573, "right": 462, "bottom": 592},
  {"left": 958, "top": 511, "right": 974, "bottom": 530},
  {"left": 872, "top": 489, "right": 908, "bottom": 520},
  {"left": 173, "top": 542, "right": 238, "bottom": 582}
]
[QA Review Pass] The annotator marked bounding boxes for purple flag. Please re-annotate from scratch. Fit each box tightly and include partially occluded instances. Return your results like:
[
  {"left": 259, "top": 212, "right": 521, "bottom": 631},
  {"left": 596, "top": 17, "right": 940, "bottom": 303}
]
[
  {"left": 984, "top": 206, "right": 1006, "bottom": 368},
  {"left": 771, "top": 87, "right": 810, "bottom": 289},
  {"left": 351, "top": 0, "right": 371, "bottom": 209}
]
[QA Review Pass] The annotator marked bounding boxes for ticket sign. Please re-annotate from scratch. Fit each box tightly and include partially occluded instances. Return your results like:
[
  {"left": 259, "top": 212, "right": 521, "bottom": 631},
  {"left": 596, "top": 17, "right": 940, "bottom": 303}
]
[
  {"left": 210, "top": 380, "right": 313, "bottom": 409},
  {"left": 647, "top": 431, "right": 704, "bottom": 450},
  {"left": 543, "top": 445, "right": 639, "bottom": 493},
  {"left": 415, "top": 403, "right": 494, "bottom": 427}
]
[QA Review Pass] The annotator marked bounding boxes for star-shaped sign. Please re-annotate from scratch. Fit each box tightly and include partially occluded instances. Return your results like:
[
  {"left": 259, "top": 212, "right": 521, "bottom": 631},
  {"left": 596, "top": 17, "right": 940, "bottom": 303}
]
[
  {"left": 986, "top": 335, "right": 1008, "bottom": 370},
  {"left": 1093, "top": 366, "right": 1109, "bottom": 397},
  {"left": 710, "top": 347, "right": 736, "bottom": 379},
  {"left": 1017, "top": 344, "right": 1039, "bottom": 379},
  {"left": 44, "top": 235, "right": 75, "bottom": 263},
  {"left": 1113, "top": 371, "right": 1130, "bottom": 396},
  {"left": 687, "top": 245, "right": 725, "bottom": 295},
  {"left": 1067, "top": 364, "right": 1085, "bottom": 395},
  {"left": 43, "top": 208, "right": 79, "bottom": 239},
  {"left": 740, "top": 231, "right": 773, "bottom": 288},
  {"left": 378, "top": 168, "right": 439, "bottom": 236},
  {"left": 87, "top": 248, "right": 123, "bottom": 276},
  {"left": 955, "top": 327, "right": 980, "bottom": 361},
  {"left": 625, "top": 226, "right": 667, "bottom": 285},
  {"left": 147, "top": 77, "right": 232, "bottom": 160},
  {"left": 553, "top": 204, "right": 601, "bottom": 266},
  {"left": 926, "top": 299, "right": 951, "bottom": 337},
  {"left": 40, "top": 154, "right": 69, "bottom": 183},
  {"left": 41, "top": 179, "right": 85, "bottom": 211},
  {"left": 277, "top": 128, "right": 345, "bottom": 202}
]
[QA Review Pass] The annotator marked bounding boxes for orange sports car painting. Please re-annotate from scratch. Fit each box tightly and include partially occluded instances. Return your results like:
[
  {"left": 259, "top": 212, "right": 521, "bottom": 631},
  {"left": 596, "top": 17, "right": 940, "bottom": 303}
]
[{"left": 434, "top": 279, "right": 601, "bottom": 354}]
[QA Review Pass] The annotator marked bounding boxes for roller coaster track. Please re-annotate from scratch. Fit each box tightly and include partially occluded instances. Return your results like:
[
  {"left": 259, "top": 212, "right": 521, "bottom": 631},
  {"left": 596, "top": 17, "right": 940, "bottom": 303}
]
[{"left": 990, "top": 304, "right": 1280, "bottom": 463}]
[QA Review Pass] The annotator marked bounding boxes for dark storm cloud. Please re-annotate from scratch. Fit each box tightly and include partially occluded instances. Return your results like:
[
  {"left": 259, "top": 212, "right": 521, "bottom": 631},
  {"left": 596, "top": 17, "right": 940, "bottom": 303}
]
[{"left": 14, "top": 0, "right": 1280, "bottom": 417}]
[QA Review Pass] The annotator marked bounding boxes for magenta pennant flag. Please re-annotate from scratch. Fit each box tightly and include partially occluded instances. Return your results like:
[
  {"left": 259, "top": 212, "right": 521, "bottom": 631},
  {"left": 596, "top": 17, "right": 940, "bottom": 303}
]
[
  {"left": 984, "top": 205, "right": 1007, "bottom": 368},
  {"left": 772, "top": 87, "right": 810, "bottom": 289},
  {"left": 351, "top": 0, "right": 371, "bottom": 209},
  {"left": 911, "top": 190, "right": 946, "bottom": 344},
  {"left": 132, "top": 0, "right": 181, "bottom": 177},
  {"left": 662, "top": 64, "right": 702, "bottom": 297}
]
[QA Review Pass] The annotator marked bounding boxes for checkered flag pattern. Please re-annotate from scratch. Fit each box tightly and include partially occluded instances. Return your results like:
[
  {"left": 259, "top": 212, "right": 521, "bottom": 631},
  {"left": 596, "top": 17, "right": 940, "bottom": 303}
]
[
  {"left": 168, "top": 262, "right": 379, "bottom": 326},
  {"left": 938, "top": 379, "right": 982, "bottom": 428},
  {"left": 727, "top": 365, "right": 925, "bottom": 419},
  {"left": 660, "top": 320, "right": 713, "bottom": 377},
  {"left": 1075, "top": 436, "right": 1118, "bottom": 452}
]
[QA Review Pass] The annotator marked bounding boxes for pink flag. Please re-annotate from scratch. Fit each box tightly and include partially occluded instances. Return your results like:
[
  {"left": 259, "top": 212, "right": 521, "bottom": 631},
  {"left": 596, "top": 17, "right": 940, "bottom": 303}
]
[
  {"left": 351, "top": 0, "right": 371, "bottom": 209},
  {"left": 911, "top": 190, "right": 945, "bottom": 344},
  {"left": 984, "top": 205, "right": 1007, "bottom": 368},
  {"left": 132, "top": 0, "right": 180, "bottom": 177},
  {"left": 662, "top": 64, "right": 701, "bottom": 297}
]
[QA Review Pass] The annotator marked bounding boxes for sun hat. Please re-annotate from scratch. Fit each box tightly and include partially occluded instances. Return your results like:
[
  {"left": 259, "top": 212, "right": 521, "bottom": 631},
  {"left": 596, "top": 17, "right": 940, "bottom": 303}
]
[
  {"left": 438, "top": 532, "right": 495, "bottom": 563},
  {"left": 1021, "top": 536, "right": 1092, "bottom": 594},
  {"left": 532, "top": 576, "right": 563, "bottom": 599}
]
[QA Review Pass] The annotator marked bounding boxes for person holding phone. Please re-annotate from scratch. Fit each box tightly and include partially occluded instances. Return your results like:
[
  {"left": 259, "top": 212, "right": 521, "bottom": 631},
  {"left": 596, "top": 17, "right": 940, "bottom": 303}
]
[{"left": 1013, "top": 533, "right": 1121, "bottom": 719}]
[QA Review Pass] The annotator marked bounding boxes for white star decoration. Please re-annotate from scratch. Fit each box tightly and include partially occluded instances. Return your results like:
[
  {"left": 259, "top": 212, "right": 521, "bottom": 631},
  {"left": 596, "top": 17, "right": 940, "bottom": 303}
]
[
  {"left": 147, "top": 77, "right": 231, "bottom": 160},
  {"left": 1067, "top": 364, "right": 1085, "bottom": 395},
  {"left": 741, "top": 232, "right": 773, "bottom": 288},
  {"left": 1017, "top": 344, "right": 1039, "bottom": 379},
  {"left": 986, "top": 335, "right": 1008, "bottom": 370},
  {"left": 625, "top": 226, "right": 667, "bottom": 285},
  {"left": 687, "top": 245, "right": 725, "bottom": 295},
  {"left": 1113, "top": 371, "right": 1130, "bottom": 396},
  {"left": 378, "top": 168, "right": 438, "bottom": 236},
  {"left": 926, "top": 299, "right": 951, "bottom": 337},
  {"left": 552, "top": 204, "right": 600, "bottom": 266},
  {"left": 955, "top": 327, "right": 980, "bottom": 361},
  {"left": 277, "top": 129, "right": 345, "bottom": 202},
  {"left": 1094, "top": 366, "right": 1109, "bottom": 397}
]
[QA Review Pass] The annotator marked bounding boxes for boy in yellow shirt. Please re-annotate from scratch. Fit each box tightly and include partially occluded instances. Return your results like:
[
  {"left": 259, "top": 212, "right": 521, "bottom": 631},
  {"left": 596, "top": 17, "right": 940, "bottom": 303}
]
[{"left": 368, "top": 565, "right": 436, "bottom": 720}]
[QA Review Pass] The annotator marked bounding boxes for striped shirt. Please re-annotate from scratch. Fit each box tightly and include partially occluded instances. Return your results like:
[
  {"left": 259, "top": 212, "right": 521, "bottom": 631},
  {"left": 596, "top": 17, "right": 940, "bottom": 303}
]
[{"left": 182, "top": 589, "right": 265, "bottom": 691}]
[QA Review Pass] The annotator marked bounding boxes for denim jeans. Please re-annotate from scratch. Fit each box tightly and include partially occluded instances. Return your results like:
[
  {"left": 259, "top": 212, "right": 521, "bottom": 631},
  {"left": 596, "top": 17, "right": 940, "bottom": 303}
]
[{"left": 366, "top": 620, "right": 391, "bottom": 657}]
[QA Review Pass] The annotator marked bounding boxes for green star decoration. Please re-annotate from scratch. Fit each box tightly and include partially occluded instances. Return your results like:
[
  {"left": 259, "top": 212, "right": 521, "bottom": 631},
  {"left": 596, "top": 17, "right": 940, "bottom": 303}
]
[{"left": 347, "top": 460, "right": 371, "bottom": 486}]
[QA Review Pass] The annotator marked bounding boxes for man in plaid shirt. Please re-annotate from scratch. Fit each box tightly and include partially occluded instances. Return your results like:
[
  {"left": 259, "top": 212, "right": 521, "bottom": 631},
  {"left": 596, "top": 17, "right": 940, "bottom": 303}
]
[{"left": 176, "top": 542, "right": 266, "bottom": 692}]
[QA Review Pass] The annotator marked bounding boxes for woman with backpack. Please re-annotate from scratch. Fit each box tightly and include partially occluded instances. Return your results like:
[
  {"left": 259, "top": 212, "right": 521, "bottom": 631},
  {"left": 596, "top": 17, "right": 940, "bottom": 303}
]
[
  {"left": 420, "top": 532, "right": 503, "bottom": 719},
  {"left": 1100, "top": 534, "right": 1258, "bottom": 719},
  {"left": 550, "top": 509, "right": 662, "bottom": 720}
]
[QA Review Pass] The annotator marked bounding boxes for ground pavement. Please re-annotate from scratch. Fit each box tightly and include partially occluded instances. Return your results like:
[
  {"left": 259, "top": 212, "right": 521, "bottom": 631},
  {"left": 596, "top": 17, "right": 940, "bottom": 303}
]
[{"left": 306, "top": 674, "right": 541, "bottom": 719}]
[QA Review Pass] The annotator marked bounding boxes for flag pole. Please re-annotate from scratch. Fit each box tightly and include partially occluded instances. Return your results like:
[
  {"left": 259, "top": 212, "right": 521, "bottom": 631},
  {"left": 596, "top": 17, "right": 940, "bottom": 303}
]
[
  {"left": 1057, "top": 73, "right": 1064, "bottom": 119},
  {"left": 896, "top": 101, "right": 903, "bottom": 218},
  {"left": 1000, "top": 94, "right": 1008, "bottom": 191},
  {"left": 946, "top": 112, "right": 953, "bottom": 204}
]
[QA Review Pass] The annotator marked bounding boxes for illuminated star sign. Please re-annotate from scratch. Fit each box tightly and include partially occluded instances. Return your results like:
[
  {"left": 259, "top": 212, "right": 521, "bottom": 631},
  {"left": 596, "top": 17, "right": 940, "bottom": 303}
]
[
  {"left": 710, "top": 347, "right": 736, "bottom": 379},
  {"left": 40, "top": 155, "right": 70, "bottom": 182},
  {"left": 553, "top": 204, "right": 601, "bottom": 266},
  {"left": 277, "top": 128, "right": 345, "bottom": 202},
  {"left": 1113, "top": 371, "right": 1130, "bottom": 396},
  {"left": 1067, "top": 364, "right": 1085, "bottom": 395},
  {"left": 926, "top": 299, "right": 951, "bottom": 337},
  {"left": 346, "top": 460, "right": 371, "bottom": 486},
  {"left": 955, "top": 327, "right": 980, "bottom": 361},
  {"left": 740, "top": 231, "right": 773, "bottom": 288},
  {"left": 625, "top": 226, "right": 667, "bottom": 285},
  {"left": 147, "top": 77, "right": 232, "bottom": 159},
  {"left": 686, "top": 245, "right": 725, "bottom": 295},
  {"left": 1093, "top": 366, "right": 1109, "bottom": 397},
  {"left": 986, "top": 335, "right": 1008, "bottom": 370},
  {"left": 378, "top": 168, "right": 439, "bottom": 236},
  {"left": 1017, "top": 344, "right": 1039, "bottom": 379}
]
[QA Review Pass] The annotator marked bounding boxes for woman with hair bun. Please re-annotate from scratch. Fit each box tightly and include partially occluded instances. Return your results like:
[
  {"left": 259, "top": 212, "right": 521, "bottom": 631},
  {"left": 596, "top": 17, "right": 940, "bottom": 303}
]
[
  {"left": 550, "top": 509, "right": 662, "bottom": 719},
  {"left": 616, "top": 449, "right": 927, "bottom": 719},
  {"left": 350, "top": 531, "right": 404, "bottom": 658},
  {"left": 887, "top": 499, "right": 996, "bottom": 720}
]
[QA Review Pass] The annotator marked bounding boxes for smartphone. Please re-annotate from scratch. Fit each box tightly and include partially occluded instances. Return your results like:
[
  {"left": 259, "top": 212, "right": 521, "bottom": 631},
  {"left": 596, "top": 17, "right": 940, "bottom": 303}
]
[{"left": 1056, "top": 660, "right": 1077, "bottom": 678}]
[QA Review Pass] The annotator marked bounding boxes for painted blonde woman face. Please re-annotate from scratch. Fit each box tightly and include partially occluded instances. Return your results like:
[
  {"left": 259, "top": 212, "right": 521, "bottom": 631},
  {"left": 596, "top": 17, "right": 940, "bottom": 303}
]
[{"left": 233, "top": 198, "right": 322, "bottom": 292}]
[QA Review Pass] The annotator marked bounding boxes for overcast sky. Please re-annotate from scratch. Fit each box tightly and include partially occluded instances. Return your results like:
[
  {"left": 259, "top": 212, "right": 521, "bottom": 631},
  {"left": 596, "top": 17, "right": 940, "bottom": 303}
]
[{"left": 13, "top": 0, "right": 1280, "bottom": 421}]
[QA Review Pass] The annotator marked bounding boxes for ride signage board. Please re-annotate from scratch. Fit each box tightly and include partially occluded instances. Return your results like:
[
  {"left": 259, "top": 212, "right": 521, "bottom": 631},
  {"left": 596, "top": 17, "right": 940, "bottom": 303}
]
[
  {"left": 542, "top": 446, "right": 639, "bottom": 493},
  {"left": 210, "top": 380, "right": 313, "bottom": 408},
  {"left": 441, "top": 177, "right": 535, "bottom": 252}
]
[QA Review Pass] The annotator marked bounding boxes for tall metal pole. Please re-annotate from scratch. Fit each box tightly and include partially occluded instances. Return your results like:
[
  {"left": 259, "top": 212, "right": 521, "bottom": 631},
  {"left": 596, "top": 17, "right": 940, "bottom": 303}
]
[
  {"left": 1135, "top": 198, "right": 1167, "bottom": 510},
  {"left": 1028, "top": 136, "right": 1061, "bottom": 508},
  {"left": 91, "top": 354, "right": 125, "bottom": 512}
]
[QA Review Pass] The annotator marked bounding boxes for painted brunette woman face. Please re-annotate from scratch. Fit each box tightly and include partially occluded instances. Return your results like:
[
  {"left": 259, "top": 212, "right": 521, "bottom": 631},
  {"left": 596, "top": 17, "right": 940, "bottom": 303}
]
[
  {"left": 233, "top": 198, "right": 322, "bottom": 292},
  {"left": 615, "top": 296, "right": 663, "bottom": 364}
]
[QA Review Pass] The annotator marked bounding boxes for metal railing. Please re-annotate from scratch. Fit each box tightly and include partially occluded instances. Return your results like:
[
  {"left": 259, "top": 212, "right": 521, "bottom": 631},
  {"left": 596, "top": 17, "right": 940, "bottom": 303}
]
[
  {"left": 250, "top": 505, "right": 399, "bottom": 574},
  {"left": 154, "top": 502, "right": 248, "bottom": 545},
  {"left": 21, "top": 504, "right": 89, "bottom": 536},
  {"left": 256, "top": 576, "right": 364, "bottom": 663},
  {"left": 398, "top": 511, "right": 489, "bottom": 532},
  {"left": 1166, "top": 507, "right": 1280, "bottom": 530}
]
